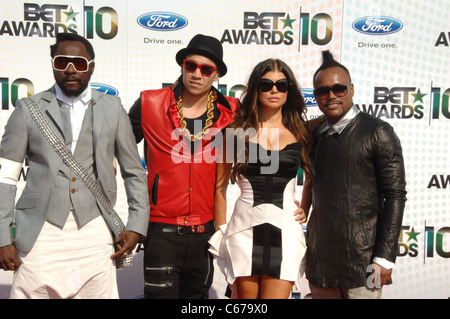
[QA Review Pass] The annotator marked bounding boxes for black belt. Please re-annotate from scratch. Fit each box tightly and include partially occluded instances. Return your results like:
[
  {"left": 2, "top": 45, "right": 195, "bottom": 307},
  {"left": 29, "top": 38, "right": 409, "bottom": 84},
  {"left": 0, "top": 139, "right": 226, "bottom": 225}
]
[{"left": 149, "top": 220, "right": 214, "bottom": 235}]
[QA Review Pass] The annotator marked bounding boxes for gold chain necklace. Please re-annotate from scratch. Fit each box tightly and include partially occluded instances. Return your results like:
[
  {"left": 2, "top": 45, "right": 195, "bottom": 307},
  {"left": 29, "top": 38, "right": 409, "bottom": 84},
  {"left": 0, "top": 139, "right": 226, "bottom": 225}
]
[{"left": 176, "top": 90, "right": 216, "bottom": 141}]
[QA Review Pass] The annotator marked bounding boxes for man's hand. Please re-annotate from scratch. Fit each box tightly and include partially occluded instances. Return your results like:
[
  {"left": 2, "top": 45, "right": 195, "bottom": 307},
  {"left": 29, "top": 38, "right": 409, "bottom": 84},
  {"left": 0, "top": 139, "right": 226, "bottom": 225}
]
[
  {"left": 370, "top": 262, "right": 393, "bottom": 287},
  {"left": 376, "top": 262, "right": 393, "bottom": 286},
  {"left": 0, "top": 244, "right": 21, "bottom": 271},
  {"left": 110, "top": 231, "right": 142, "bottom": 260}
]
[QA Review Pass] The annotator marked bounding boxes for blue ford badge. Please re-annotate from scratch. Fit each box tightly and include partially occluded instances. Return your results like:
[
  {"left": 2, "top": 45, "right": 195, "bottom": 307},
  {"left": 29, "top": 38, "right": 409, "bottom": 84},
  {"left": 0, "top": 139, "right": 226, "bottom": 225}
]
[
  {"left": 91, "top": 83, "right": 119, "bottom": 96},
  {"left": 137, "top": 12, "right": 188, "bottom": 31},
  {"left": 302, "top": 89, "right": 318, "bottom": 107},
  {"left": 352, "top": 16, "right": 403, "bottom": 35}
]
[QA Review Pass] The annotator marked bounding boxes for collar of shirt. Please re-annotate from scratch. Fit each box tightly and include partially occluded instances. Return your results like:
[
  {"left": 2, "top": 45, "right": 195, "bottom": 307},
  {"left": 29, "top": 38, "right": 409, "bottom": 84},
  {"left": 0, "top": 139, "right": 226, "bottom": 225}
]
[
  {"left": 54, "top": 83, "right": 92, "bottom": 107},
  {"left": 319, "top": 105, "right": 360, "bottom": 135}
]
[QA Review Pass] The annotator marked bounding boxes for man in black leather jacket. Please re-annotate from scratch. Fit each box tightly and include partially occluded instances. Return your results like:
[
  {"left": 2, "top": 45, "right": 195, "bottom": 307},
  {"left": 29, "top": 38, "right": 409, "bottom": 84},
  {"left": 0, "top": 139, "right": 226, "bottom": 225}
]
[{"left": 303, "top": 51, "right": 407, "bottom": 299}]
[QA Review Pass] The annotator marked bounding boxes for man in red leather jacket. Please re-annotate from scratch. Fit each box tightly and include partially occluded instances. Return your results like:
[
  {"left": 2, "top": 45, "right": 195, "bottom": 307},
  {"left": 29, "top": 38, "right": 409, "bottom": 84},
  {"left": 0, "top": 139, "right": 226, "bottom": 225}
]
[{"left": 129, "top": 34, "right": 239, "bottom": 299}]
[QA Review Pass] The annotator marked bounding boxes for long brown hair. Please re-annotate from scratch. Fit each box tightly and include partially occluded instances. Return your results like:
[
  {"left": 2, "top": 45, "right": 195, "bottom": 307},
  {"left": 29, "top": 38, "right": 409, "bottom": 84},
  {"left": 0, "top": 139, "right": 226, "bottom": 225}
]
[{"left": 229, "top": 58, "right": 312, "bottom": 181}]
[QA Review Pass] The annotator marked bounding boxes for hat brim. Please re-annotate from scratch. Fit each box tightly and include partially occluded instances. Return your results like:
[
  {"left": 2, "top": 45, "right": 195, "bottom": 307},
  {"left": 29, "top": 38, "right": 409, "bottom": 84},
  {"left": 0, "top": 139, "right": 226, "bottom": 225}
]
[{"left": 176, "top": 48, "right": 227, "bottom": 77}]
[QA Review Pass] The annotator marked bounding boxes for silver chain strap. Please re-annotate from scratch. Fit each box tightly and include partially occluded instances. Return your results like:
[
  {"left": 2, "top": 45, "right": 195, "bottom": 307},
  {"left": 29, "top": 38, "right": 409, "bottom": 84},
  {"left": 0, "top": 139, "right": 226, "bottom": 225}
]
[{"left": 23, "top": 97, "right": 133, "bottom": 269}]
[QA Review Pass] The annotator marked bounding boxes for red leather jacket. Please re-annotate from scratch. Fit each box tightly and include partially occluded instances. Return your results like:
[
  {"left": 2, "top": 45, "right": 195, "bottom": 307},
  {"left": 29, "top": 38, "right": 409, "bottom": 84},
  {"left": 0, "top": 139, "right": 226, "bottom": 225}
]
[{"left": 129, "top": 86, "right": 239, "bottom": 226}]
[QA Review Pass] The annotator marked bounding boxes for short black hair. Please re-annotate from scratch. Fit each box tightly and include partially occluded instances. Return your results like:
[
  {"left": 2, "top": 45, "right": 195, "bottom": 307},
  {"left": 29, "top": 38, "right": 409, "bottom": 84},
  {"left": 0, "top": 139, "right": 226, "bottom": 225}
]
[
  {"left": 50, "top": 33, "right": 95, "bottom": 59},
  {"left": 313, "top": 50, "right": 351, "bottom": 86}
]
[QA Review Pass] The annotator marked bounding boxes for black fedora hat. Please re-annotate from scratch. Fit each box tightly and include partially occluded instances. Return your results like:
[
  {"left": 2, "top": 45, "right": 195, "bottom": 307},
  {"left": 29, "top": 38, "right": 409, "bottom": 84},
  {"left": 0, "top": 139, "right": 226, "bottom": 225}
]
[{"left": 176, "top": 34, "right": 227, "bottom": 77}]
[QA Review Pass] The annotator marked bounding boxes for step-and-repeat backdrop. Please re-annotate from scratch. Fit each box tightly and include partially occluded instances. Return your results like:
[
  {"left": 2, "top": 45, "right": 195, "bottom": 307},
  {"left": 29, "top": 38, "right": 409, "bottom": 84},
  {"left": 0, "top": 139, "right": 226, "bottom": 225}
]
[{"left": 0, "top": 0, "right": 448, "bottom": 299}]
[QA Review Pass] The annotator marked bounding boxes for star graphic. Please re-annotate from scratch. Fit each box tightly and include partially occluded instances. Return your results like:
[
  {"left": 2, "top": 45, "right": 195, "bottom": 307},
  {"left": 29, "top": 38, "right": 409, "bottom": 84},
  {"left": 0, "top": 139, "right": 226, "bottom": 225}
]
[
  {"left": 411, "top": 89, "right": 426, "bottom": 103},
  {"left": 281, "top": 14, "right": 296, "bottom": 29},
  {"left": 405, "top": 227, "right": 420, "bottom": 242},
  {"left": 64, "top": 6, "right": 79, "bottom": 22}
]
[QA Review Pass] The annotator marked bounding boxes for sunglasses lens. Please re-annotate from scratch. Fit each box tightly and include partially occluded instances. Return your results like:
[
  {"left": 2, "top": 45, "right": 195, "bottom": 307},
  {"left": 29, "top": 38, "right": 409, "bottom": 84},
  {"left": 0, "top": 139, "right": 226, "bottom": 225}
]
[
  {"left": 53, "top": 57, "right": 69, "bottom": 70},
  {"left": 259, "top": 80, "right": 274, "bottom": 92},
  {"left": 184, "top": 60, "right": 197, "bottom": 72},
  {"left": 275, "top": 80, "right": 288, "bottom": 92},
  {"left": 72, "top": 58, "right": 88, "bottom": 71},
  {"left": 331, "top": 84, "right": 348, "bottom": 97},
  {"left": 314, "top": 87, "right": 330, "bottom": 99},
  {"left": 200, "top": 65, "right": 214, "bottom": 76}
]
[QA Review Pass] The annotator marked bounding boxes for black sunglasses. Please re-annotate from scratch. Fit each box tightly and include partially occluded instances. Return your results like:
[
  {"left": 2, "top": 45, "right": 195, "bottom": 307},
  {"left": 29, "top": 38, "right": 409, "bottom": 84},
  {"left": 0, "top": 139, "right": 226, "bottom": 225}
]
[
  {"left": 314, "top": 82, "right": 352, "bottom": 100},
  {"left": 258, "top": 79, "right": 290, "bottom": 93},
  {"left": 183, "top": 59, "right": 218, "bottom": 77}
]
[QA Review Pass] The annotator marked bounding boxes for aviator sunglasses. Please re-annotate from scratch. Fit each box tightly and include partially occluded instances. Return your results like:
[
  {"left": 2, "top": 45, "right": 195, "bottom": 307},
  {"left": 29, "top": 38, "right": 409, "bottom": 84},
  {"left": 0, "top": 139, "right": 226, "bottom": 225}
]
[
  {"left": 183, "top": 59, "right": 218, "bottom": 77},
  {"left": 258, "top": 78, "right": 289, "bottom": 93},
  {"left": 52, "top": 55, "right": 95, "bottom": 72},
  {"left": 314, "top": 82, "right": 352, "bottom": 100}
]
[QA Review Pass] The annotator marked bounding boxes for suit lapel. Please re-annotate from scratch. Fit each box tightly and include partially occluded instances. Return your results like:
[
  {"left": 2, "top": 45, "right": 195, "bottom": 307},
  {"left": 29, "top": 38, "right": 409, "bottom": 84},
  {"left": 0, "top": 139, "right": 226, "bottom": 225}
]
[
  {"left": 91, "top": 89, "right": 104, "bottom": 153},
  {"left": 41, "top": 89, "right": 71, "bottom": 144}
]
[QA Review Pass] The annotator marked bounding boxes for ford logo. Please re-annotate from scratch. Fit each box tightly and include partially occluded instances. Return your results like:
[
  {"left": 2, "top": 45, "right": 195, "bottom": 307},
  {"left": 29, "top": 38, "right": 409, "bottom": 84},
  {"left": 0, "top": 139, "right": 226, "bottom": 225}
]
[
  {"left": 137, "top": 12, "right": 188, "bottom": 31},
  {"left": 91, "top": 83, "right": 119, "bottom": 96},
  {"left": 352, "top": 16, "right": 403, "bottom": 35},
  {"left": 302, "top": 89, "right": 318, "bottom": 107}
]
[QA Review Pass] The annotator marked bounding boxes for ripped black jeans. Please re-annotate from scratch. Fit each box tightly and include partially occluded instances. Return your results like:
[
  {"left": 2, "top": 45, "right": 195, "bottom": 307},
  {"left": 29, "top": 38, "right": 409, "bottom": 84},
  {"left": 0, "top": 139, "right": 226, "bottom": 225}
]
[{"left": 143, "top": 221, "right": 214, "bottom": 299}]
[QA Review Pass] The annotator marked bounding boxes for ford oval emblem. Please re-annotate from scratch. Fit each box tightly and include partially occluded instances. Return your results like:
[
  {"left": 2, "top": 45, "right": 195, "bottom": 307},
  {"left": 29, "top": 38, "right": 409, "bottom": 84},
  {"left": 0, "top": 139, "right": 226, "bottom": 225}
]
[
  {"left": 352, "top": 16, "right": 403, "bottom": 35},
  {"left": 91, "top": 83, "right": 119, "bottom": 96},
  {"left": 302, "top": 89, "right": 318, "bottom": 107},
  {"left": 137, "top": 12, "right": 188, "bottom": 31}
]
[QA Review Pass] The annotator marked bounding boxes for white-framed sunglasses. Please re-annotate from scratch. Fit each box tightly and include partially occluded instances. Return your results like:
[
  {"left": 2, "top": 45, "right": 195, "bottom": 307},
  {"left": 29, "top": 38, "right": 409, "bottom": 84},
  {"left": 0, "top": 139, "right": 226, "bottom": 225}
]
[{"left": 52, "top": 55, "right": 95, "bottom": 72}]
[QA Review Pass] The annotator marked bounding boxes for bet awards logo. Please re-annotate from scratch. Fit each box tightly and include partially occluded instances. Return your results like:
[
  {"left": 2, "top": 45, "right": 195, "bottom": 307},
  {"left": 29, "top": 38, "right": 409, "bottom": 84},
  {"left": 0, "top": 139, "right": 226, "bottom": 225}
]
[
  {"left": 221, "top": 12, "right": 297, "bottom": 45},
  {"left": 398, "top": 224, "right": 449, "bottom": 260},
  {"left": 356, "top": 86, "right": 450, "bottom": 123},
  {"left": 221, "top": 9, "right": 333, "bottom": 48},
  {"left": 0, "top": 3, "right": 118, "bottom": 39},
  {"left": 356, "top": 87, "right": 425, "bottom": 120}
]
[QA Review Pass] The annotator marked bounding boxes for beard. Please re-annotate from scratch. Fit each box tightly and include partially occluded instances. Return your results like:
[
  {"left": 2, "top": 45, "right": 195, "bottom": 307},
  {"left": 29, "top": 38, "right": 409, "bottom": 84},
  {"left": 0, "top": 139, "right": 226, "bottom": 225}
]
[{"left": 58, "top": 79, "right": 90, "bottom": 97}]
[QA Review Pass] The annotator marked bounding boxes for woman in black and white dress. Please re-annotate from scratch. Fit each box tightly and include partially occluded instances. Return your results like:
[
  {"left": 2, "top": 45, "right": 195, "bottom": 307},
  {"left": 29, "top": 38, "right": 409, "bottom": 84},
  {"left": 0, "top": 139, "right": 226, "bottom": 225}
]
[{"left": 209, "top": 59, "right": 312, "bottom": 299}]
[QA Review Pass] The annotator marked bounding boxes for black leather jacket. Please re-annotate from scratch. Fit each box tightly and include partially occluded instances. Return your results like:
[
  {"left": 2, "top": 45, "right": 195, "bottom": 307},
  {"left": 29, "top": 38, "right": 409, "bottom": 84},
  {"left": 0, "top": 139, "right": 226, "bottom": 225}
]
[{"left": 306, "top": 112, "right": 407, "bottom": 288}]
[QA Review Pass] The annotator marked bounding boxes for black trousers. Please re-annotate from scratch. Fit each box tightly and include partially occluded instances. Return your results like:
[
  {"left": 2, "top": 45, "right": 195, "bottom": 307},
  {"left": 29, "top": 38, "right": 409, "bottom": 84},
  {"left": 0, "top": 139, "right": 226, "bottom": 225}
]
[{"left": 143, "top": 221, "right": 214, "bottom": 299}]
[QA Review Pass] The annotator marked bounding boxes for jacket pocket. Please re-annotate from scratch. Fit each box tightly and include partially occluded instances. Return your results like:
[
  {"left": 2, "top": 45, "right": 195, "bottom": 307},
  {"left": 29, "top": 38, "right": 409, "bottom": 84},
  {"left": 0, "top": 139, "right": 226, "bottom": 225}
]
[
  {"left": 151, "top": 174, "right": 159, "bottom": 205},
  {"left": 16, "top": 193, "right": 39, "bottom": 209}
]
